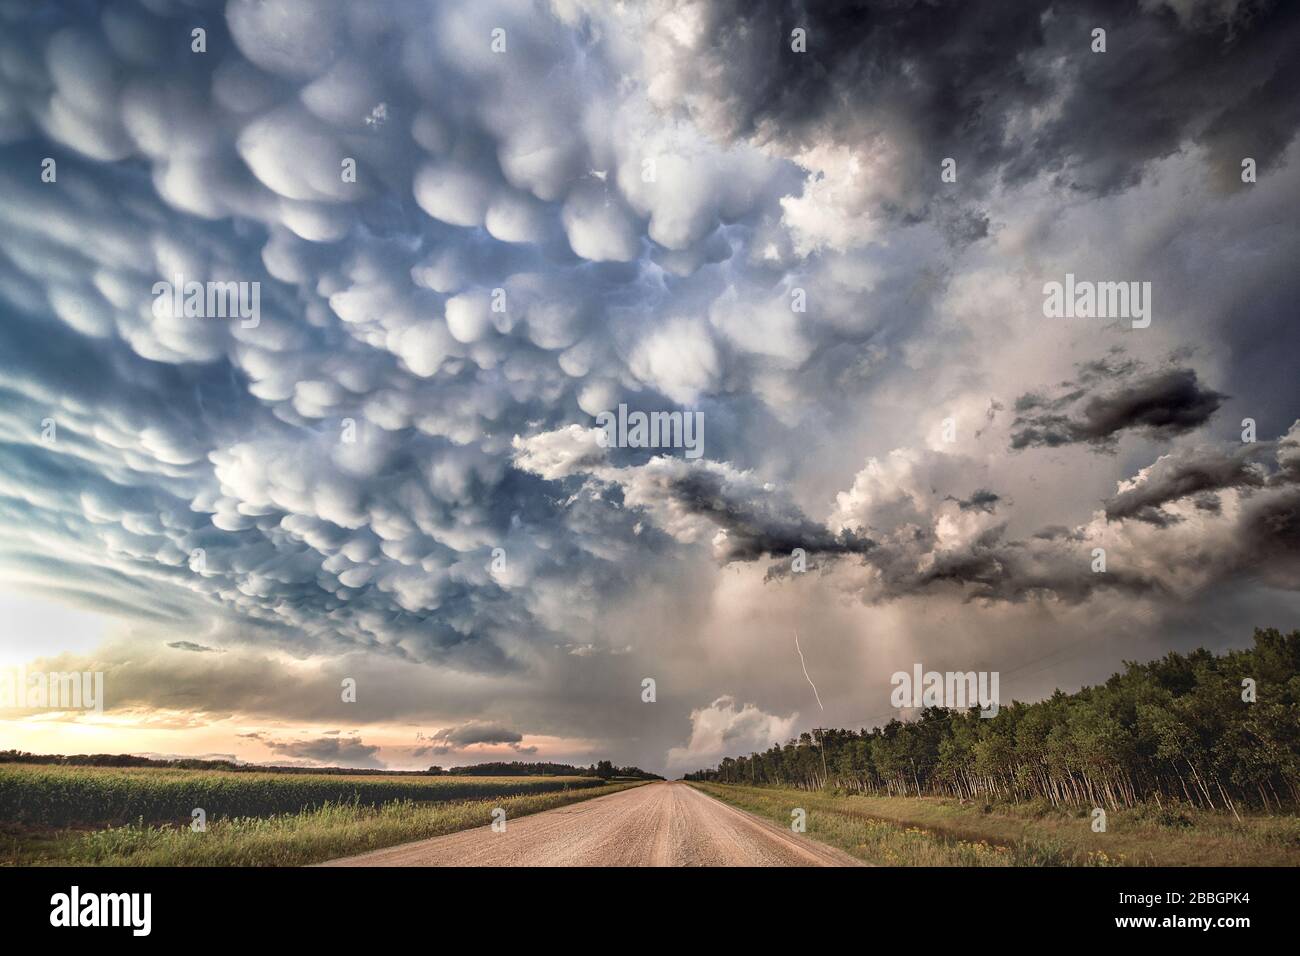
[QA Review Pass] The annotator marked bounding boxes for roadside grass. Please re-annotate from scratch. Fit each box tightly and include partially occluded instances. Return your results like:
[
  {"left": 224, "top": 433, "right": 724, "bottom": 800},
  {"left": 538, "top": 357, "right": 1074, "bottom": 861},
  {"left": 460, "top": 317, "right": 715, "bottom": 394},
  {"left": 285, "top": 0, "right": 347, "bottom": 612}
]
[
  {"left": 0, "top": 763, "right": 606, "bottom": 828},
  {"left": 690, "top": 783, "right": 1300, "bottom": 866},
  {"left": 3, "top": 782, "right": 645, "bottom": 866}
]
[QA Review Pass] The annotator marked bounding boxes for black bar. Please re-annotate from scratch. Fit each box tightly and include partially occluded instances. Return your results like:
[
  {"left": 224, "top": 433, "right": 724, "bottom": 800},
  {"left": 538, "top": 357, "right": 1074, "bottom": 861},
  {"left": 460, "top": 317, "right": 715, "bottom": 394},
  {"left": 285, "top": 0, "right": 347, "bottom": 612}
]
[{"left": 1, "top": 866, "right": 1282, "bottom": 940}]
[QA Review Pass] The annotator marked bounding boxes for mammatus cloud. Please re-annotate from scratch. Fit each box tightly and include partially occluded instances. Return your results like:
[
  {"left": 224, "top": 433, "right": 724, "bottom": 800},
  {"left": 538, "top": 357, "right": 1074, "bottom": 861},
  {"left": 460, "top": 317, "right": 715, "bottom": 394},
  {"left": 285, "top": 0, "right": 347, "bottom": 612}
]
[{"left": 0, "top": 0, "right": 795, "bottom": 671}]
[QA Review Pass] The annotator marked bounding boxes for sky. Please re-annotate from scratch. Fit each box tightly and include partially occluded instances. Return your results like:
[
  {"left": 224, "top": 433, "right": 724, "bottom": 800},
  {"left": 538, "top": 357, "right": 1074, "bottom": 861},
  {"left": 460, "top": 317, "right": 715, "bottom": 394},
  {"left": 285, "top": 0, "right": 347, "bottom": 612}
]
[{"left": 0, "top": 0, "right": 1297, "bottom": 776}]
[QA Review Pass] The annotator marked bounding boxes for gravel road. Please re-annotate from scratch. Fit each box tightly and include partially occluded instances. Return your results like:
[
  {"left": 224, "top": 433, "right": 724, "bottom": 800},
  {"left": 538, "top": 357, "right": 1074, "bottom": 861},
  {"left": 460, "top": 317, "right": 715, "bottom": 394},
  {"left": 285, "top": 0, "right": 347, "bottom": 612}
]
[{"left": 319, "top": 781, "right": 860, "bottom": 867}]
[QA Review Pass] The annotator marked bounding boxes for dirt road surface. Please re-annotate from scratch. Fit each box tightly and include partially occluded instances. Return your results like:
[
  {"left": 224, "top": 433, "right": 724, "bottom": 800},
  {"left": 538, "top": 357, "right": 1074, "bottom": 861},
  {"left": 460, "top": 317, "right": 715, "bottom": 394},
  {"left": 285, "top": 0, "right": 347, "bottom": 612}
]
[{"left": 320, "top": 781, "right": 860, "bottom": 867}]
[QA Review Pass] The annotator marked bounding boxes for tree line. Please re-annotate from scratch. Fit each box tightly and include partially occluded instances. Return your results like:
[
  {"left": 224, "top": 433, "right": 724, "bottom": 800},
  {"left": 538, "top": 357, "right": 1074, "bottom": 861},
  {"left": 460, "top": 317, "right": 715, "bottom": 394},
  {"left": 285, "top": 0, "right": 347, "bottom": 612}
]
[
  {"left": 429, "top": 760, "right": 663, "bottom": 780},
  {"left": 685, "top": 628, "right": 1300, "bottom": 815}
]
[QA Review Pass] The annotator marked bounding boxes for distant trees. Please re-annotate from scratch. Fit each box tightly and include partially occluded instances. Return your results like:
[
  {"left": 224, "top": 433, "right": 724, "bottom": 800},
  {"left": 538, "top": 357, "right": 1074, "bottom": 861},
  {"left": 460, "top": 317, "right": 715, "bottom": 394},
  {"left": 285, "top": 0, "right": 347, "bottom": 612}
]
[
  {"left": 685, "top": 628, "right": 1300, "bottom": 813},
  {"left": 614, "top": 764, "right": 664, "bottom": 780},
  {"left": 430, "top": 760, "right": 663, "bottom": 780},
  {"left": 426, "top": 761, "right": 586, "bottom": 776}
]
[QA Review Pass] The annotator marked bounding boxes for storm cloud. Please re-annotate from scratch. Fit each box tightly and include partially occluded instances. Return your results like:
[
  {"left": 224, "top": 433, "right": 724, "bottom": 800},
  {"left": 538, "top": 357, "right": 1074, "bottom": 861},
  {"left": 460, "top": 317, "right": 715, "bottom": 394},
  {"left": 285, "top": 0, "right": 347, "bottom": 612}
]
[
  {"left": 422, "top": 721, "right": 535, "bottom": 755},
  {"left": 260, "top": 734, "right": 385, "bottom": 769},
  {"left": 0, "top": 0, "right": 1297, "bottom": 773},
  {"left": 1011, "top": 365, "right": 1226, "bottom": 450},
  {"left": 644, "top": 0, "right": 1300, "bottom": 249}
]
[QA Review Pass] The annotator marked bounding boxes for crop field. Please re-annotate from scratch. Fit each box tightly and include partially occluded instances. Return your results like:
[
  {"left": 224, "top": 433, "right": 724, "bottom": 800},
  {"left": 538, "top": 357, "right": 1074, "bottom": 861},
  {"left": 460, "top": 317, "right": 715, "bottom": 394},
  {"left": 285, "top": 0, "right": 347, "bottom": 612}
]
[
  {"left": 3, "top": 782, "right": 644, "bottom": 867},
  {"left": 0, "top": 763, "right": 606, "bottom": 828}
]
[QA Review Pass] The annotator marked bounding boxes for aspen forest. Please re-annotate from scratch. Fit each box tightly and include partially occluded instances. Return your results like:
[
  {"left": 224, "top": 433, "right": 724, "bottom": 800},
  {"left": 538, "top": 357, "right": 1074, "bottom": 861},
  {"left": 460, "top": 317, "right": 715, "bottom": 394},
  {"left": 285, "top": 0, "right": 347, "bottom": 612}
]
[{"left": 685, "top": 628, "right": 1300, "bottom": 815}]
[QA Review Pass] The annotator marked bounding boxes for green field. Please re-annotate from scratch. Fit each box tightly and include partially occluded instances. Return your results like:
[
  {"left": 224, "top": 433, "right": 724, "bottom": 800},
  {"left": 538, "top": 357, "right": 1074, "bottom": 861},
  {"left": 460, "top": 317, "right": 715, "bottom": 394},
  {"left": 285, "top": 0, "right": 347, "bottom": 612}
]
[
  {"left": 0, "top": 763, "right": 634, "bottom": 866},
  {"left": 691, "top": 782, "right": 1300, "bottom": 866}
]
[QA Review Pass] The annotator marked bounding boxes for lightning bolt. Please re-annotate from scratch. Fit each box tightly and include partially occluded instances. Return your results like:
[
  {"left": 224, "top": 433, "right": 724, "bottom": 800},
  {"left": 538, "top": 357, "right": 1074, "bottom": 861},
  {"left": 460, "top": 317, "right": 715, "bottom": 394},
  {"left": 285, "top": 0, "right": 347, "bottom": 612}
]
[{"left": 794, "top": 629, "right": 824, "bottom": 712}]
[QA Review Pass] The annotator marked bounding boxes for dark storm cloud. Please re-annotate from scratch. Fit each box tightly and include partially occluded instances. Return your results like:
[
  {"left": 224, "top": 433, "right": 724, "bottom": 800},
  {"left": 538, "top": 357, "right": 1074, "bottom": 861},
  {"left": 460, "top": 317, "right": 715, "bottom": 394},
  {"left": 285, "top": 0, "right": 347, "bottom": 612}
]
[
  {"left": 166, "top": 640, "right": 220, "bottom": 653},
  {"left": 660, "top": 467, "right": 875, "bottom": 563},
  {"left": 1033, "top": 525, "right": 1085, "bottom": 542},
  {"left": 429, "top": 722, "right": 523, "bottom": 747},
  {"left": 521, "top": 445, "right": 1136, "bottom": 603},
  {"left": 1239, "top": 487, "right": 1300, "bottom": 571},
  {"left": 871, "top": 422, "right": 1300, "bottom": 601},
  {"left": 655, "top": 0, "right": 1300, "bottom": 226},
  {"left": 1103, "top": 442, "right": 1273, "bottom": 525},
  {"left": 902, "top": 534, "right": 1165, "bottom": 604},
  {"left": 261, "top": 734, "right": 384, "bottom": 769},
  {"left": 947, "top": 489, "right": 1001, "bottom": 513},
  {"left": 510, "top": 429, "right": 878, "bottom": 564},
  {"left": 420, "top": 721, "right": 536, "bottom": 755},
  {"left": 528, "top": 417, "right": 1300, "bottom": 608},
  {"left": 1097, "top": 425, "right": 1300, "bottom": 585},
  {"left": 1011, "top": 366, "right": 1225, "bottom": 450}
]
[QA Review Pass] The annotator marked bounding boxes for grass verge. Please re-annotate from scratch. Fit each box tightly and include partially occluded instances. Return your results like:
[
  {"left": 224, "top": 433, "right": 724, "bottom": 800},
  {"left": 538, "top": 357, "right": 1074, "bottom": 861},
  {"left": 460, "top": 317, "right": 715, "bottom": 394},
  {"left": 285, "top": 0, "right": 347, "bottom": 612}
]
[{"left": 690, "top": 782, "right": 1300, "bottom": 866}]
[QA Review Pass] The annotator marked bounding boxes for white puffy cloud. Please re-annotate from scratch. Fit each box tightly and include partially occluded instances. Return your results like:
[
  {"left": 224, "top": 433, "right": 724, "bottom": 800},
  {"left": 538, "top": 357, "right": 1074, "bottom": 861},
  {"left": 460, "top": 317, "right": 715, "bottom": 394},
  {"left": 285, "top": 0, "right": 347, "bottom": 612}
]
[
  {"left": 560, "top": 186, "right": 641, "bottom": 263},
  {"left": 629, "top": 318, "right": 720, "bottom": 403},
  {"left": 666, "top": 696, "right": 798, "bottom": 774}
]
